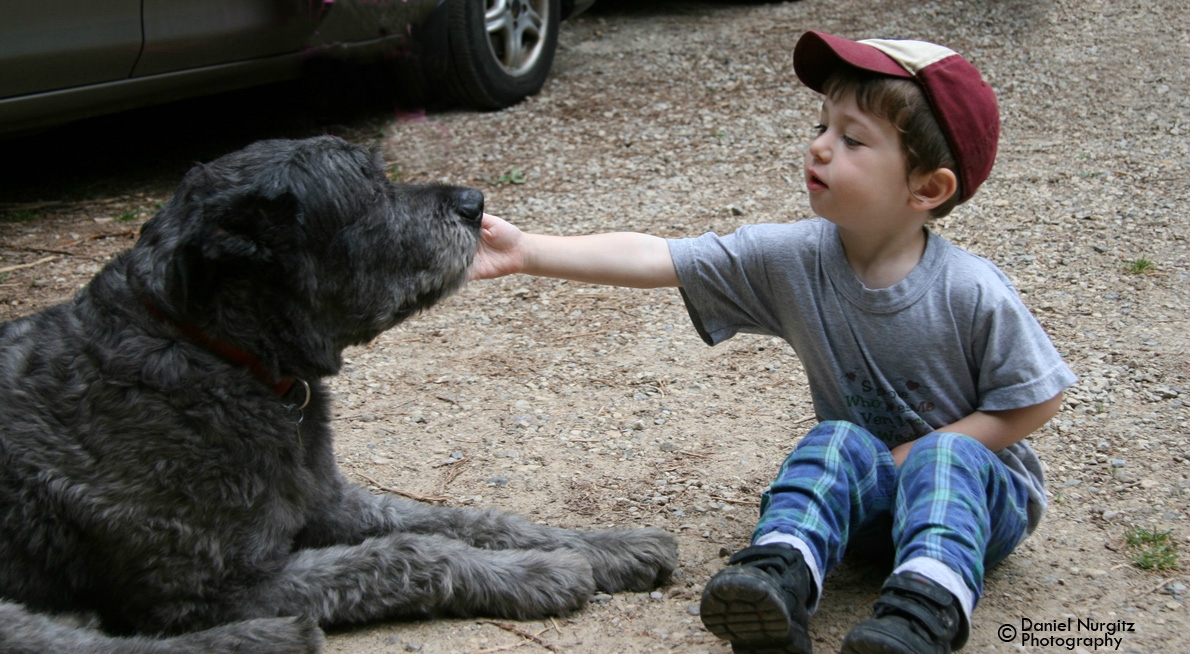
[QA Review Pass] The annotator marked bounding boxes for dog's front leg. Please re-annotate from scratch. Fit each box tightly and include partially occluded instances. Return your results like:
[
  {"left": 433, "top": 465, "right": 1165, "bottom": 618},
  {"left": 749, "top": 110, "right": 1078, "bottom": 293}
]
[
  {"left": 234, "top": 532, "right": 595, "bottom": 625},
  {"left": 384, "top": 494, "right": 679, "bottom": 594},
  {"left": 306, "top": 486, "right": 678, "bottom": 596}
]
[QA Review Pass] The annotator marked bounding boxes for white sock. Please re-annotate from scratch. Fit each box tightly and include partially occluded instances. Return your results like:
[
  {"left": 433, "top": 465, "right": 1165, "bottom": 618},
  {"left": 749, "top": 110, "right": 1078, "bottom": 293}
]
[{"left": 752, "top": 532, "right": 825, "bottom": 614}]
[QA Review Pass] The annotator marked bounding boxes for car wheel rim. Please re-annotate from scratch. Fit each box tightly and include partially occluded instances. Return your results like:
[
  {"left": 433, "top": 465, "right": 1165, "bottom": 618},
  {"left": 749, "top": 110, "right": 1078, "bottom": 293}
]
[{"left": 485, "top": 0, "right": 549, "bottom": 77}]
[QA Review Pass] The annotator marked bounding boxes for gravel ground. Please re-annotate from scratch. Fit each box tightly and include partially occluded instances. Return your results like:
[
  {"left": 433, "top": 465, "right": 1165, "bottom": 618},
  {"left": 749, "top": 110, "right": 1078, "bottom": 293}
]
[{"left": 2, "top": 0, "right": 1188, "bottom": 652}]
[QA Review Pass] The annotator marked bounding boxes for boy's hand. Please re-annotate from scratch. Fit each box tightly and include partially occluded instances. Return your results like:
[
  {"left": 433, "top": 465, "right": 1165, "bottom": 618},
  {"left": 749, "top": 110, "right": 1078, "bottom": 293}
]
[
  {"left": 469, "top": 213, "right": 526, "bottom": 280},
  {"left": 467, "top": 214, "right": 679, "bottom": 288}
]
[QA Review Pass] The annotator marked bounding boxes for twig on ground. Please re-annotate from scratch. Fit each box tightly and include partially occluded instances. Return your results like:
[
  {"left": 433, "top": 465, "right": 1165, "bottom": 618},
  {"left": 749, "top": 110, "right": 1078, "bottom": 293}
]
[
  {"left": 477, "top": 621, "right": 561, "bottom": 653},
  {"left": 0, "top": 256, "right": 56, "bottom": 274},
  {"left": 557, "top": 329, "right": 610, "bottom": 340},
  {"left": 471, "top": 640, "right": 530, "bottom": 654},
  {"left": 12, "top": 246, "right": 77, "bottom": 257},
  {"left": 356, "top": 472, "right": 449, "bottom": 503},
  {"left": 1132, "top": 578, "right": 1168, "bottom": 598},
  {"left": 710, "top": 495, "right": 759, "bottom": 506},
  {"left": 333, "top": 412, "right": 388, "bottom": 422},
  {"left": 92, "top": 230, "right": 137, "bottom": 241},
  {"left": 436, "top": 459, "right": 470, "bottom": 494}
]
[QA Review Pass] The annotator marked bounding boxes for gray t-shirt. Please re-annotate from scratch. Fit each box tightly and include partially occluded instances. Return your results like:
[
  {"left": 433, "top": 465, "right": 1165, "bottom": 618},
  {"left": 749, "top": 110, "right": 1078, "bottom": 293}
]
[{"left": 668, "top": 218, "right": 1076, "bottom": 532}]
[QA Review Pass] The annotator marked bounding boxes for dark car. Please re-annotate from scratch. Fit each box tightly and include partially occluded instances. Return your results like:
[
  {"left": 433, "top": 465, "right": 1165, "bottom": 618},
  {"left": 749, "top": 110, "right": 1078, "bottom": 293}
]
[{"left": 0, "top": 0, "right": 594, "bottom": 136}]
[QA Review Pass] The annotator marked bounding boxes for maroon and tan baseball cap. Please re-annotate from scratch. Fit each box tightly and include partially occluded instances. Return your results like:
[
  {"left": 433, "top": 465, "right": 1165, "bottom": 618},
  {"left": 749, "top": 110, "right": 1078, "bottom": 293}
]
[{"left": 793, "top": 30, "right": 999, "bottom": 204}]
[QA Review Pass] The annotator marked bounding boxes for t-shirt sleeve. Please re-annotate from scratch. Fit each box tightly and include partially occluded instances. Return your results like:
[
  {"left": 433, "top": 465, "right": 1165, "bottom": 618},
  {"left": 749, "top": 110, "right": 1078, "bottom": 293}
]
[
  {"left": 971, "top": 271, "right": 1077, "bottom": 411},
  {"left": 667, "top": 226, "right": 789, "bottom": 346}
]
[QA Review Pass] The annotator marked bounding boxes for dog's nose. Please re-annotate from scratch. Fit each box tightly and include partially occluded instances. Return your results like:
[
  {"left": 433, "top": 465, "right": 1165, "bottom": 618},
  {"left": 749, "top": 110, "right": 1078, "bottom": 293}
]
[{"left": 454, "top": 188, "right": 484, "bottom": 225}]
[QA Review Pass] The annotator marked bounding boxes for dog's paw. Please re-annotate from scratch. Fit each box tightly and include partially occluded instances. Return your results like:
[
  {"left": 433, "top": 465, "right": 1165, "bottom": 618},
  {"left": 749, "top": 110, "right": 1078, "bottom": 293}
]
[
  {"left": 579, "top": 528, "right": 679, "bottom": 593},
  {"left": 459, "top": 548, "right": 596, "bottom": 620}
]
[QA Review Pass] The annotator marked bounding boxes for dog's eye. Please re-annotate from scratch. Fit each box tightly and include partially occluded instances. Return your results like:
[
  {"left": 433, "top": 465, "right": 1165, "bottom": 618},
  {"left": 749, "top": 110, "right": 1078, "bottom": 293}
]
[{"left": 373, "top": 191, "right": 384, "bottom": 204}]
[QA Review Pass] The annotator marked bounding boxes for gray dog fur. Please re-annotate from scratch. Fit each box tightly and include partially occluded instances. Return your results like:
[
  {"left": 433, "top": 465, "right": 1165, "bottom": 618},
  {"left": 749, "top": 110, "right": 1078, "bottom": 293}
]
[{"left": 0, "top": 137, "right": 678, "bottom": 653}]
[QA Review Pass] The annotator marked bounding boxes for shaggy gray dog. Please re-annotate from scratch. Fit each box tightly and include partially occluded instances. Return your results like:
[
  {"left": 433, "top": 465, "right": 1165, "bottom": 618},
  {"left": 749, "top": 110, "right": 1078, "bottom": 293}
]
[{"left": 0, "top": 136, "right": 678, "bottom": 653}]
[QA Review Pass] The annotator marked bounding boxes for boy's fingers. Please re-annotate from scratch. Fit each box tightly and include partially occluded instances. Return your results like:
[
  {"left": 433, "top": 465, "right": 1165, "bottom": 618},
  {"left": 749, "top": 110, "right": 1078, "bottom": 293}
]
[{"left": 480, "top": 214, "right": 500, "bottom": 237}]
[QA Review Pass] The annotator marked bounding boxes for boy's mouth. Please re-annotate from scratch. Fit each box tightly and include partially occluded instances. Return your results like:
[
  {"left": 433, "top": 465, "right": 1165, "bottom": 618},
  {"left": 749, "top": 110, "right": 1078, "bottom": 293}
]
[{"left": 806, "top": 171, "right": 828, "bottom": 191}]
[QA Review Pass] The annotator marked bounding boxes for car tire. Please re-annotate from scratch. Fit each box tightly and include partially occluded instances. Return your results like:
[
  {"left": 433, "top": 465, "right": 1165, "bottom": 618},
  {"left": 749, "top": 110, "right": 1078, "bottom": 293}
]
[{"left": 444, "top": 0, "right": 561, "bottom": 109}]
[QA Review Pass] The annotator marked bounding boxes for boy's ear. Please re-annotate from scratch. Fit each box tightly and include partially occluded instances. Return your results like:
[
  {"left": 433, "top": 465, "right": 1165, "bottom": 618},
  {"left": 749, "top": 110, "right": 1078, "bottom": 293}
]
[{"left": 908, "top": 168, "right": 958, "bottom": 212}]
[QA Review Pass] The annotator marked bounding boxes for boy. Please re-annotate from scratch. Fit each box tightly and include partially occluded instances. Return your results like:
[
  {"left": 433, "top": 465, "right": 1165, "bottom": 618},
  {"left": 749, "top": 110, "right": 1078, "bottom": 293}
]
[{"left": 468, "top": 31, "right": 1075, "bottom": 654}]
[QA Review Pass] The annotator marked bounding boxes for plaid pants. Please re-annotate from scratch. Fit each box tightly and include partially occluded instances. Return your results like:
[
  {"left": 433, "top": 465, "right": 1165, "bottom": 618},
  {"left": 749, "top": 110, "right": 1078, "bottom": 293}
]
[{"left": 754, "top": 421, "right": 1030, "bottom": 608}]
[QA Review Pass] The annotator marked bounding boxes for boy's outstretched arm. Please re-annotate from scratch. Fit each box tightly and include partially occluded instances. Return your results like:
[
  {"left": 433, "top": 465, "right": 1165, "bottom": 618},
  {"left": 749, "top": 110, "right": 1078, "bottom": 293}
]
[
  {"left": 890, "top": 392, "right": 1064, "bottom": 466},
  {"left": 469, "top": 213, "right": 680, "bottom": 288}
]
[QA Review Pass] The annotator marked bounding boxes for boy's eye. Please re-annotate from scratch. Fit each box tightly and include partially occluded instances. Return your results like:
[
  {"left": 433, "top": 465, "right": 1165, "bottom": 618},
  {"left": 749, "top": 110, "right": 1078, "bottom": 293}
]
[
  {"left": 843, "top": 135, "right": 862, "bottom": 147},
  {"left": 812, "top": 124, "right": 827, "bottom": 136}
]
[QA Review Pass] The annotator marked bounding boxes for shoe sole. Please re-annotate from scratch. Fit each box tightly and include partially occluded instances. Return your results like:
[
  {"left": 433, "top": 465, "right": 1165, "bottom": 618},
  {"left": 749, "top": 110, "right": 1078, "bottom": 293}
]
[
  {"left": 841, "top": 618, "right": 935, "bottom": 654},
  {"left": 700, "top": 566, "right": 813, "bottom": 654}
]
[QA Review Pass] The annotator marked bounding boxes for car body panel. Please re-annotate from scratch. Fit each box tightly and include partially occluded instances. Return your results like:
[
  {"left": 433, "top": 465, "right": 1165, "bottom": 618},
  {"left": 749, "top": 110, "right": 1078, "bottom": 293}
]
[
  {"left": 1, "top": 54, "right": 310, "bottom": 136},
  {"left": 135, "top": 0, "right": 321, "bottom": 76},
  {"left": 311, "top": 0, "right": 441, "bottom": 43},
  {"left": 0, "top": 0, "right": 142, "bottom": 98}
]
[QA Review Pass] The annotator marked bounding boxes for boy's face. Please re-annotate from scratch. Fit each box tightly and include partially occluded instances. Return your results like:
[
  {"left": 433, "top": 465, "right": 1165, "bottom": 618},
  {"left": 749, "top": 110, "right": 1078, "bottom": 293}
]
[{"left": 804, "top": 91, "right": 913, "bottom": 229}]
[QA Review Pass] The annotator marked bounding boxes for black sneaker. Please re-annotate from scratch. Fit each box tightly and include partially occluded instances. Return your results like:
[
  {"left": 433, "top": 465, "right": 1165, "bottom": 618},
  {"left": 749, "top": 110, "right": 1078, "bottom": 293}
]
[
  {"left": 699, "top": 544, "right": 815, "bottom": 654},
  {"left": 841, "top": 572, "right": 969, "bottom": 654}
]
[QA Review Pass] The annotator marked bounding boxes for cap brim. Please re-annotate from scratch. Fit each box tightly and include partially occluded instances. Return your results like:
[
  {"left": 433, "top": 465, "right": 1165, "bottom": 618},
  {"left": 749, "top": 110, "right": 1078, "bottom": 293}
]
[{"left": 793, "top": 31, "right": 913, "bottom": 92}]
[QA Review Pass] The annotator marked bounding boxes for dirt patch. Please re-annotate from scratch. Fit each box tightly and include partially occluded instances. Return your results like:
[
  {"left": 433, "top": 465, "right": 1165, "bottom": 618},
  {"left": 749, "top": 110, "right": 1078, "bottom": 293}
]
[{"left": 2, "top": 0, "right": 1188, "bottom": 652}]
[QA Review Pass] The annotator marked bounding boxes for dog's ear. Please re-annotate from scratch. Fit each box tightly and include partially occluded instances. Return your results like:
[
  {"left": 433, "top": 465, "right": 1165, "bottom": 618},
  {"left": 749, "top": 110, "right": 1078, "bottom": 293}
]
[
  {"left": 201, "top": 191, "right": 300, "bottom": 263},
  {"left": 168, "top": 191, "right": 300, "bottom": 310}
]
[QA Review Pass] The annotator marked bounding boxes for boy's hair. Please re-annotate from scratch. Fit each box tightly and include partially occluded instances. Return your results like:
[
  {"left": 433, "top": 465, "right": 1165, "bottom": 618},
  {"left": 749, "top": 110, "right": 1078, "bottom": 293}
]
[{"left": 822, "top": 68, "right": 960, "bottom": 218}]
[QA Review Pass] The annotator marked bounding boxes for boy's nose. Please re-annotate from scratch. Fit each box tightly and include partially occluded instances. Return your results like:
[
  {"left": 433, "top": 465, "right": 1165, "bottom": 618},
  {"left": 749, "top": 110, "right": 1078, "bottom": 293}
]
[{"left": 807, "top": 136, "right": 830, "bottom": 163}]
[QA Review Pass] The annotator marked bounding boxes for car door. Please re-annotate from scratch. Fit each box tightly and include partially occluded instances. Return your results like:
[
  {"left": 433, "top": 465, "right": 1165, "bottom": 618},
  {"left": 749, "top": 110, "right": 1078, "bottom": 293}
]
[
  {"left": 0, "top": 0, "right": 142, "bottom": 98},
  {"left": 134, "top": 0, "right": 322, "bottom": 77}
]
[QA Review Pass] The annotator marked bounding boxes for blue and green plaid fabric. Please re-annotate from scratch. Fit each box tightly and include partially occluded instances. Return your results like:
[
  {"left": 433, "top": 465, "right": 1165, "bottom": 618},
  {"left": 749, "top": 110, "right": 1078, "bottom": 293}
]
[{"left": 754, "top": 421, "right": 1030, "bottom": 604}]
